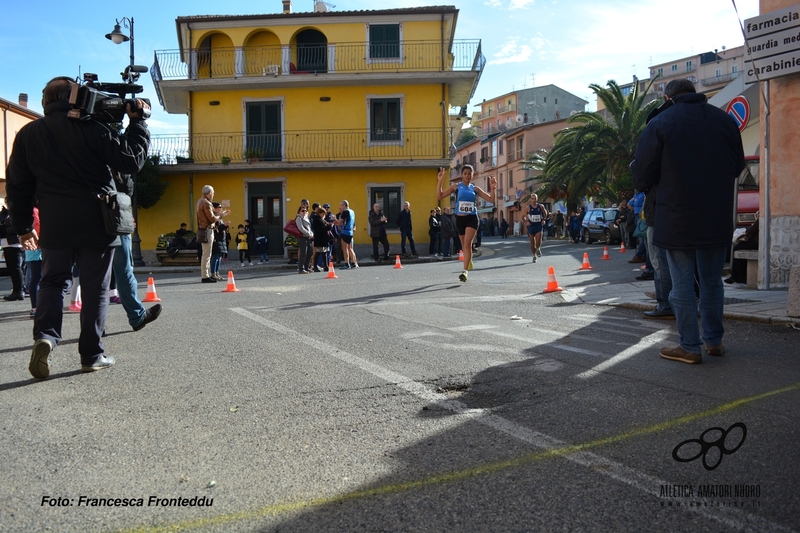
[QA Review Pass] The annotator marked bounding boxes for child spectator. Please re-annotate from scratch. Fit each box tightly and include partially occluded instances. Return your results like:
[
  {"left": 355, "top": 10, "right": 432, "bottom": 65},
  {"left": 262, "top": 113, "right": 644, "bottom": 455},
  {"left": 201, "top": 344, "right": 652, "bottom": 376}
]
[
  {"left": 235, "top": 225, "right": 249, "bottom": 266},
  {"left": 255, "top": 232, "right": 269, "bottom": 264}
]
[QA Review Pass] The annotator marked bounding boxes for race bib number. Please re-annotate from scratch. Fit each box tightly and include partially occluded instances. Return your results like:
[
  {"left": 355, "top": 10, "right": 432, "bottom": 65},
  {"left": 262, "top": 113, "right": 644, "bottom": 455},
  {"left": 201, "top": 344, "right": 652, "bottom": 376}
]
[
  {"left": 528, "top": 214, "right": 541, "bottom": 223},
  {"left": 458, "top": 201, "right": 475, "bottom": 214}
]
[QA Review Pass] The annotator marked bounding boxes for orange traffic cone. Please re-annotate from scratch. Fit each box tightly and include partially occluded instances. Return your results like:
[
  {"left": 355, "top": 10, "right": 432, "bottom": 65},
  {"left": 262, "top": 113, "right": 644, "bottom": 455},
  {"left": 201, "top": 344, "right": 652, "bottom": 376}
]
[
  {"left": 578, "top": 252, "right": 593, "bottom": 270},
  {"left": 222, "top": 271, "right": 241, "bottom": 292},
  {"left": 619, "top": 242, "right": 627, "bottom": 253},
  {"left": 143, "top": 277, "right": 161, "bottom": 302},
  {"left": 543, "top": 266, "right": 563, "bottom": 293},
  {"left": 326, "top": 262, "right": 338, "bottom": 279},
  {"left": 458, "top": 250, "right": 464, "bottom": 261},
  {"left": 394, "top": 255, "right": 403, "bottom": 269},
  {"left": 601, "top": 247, "right": 611, "bottom": 260}
]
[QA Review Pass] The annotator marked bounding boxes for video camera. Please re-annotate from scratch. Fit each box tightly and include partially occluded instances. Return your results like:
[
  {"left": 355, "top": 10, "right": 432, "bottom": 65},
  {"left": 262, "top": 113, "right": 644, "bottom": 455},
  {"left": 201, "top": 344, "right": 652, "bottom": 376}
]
[{"left": 67, "top": 65, "right": 151, "bottom": 122}]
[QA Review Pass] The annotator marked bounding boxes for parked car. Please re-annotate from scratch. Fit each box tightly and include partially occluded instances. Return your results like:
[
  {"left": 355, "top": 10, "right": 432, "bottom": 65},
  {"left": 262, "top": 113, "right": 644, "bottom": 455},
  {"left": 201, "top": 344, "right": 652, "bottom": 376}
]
[
  {"left": 737, "top": 155, "right": 759, "bottom": 227},
  {"left": 580, "top": 207, "right": 621, "bottom": 244}
]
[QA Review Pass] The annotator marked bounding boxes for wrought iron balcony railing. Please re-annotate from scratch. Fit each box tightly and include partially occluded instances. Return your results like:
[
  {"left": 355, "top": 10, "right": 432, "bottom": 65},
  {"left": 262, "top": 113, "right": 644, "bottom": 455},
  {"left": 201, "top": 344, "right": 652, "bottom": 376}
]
[
  {"left": 152, "top": 40, "right": 484, "bottom": 81},
  {"left": 150, "top": 128, "right": 448, "bottom": 164},
  {"left": 700, "top": 71, "right": 739, "bottom": 86}
]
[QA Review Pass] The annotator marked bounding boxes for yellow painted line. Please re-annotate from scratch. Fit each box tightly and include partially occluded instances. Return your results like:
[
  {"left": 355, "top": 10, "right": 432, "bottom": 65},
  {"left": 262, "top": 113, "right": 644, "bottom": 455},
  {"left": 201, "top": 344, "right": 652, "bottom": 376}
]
[{"left": 113, "top": 381, "right": 800, "bottom": 533}]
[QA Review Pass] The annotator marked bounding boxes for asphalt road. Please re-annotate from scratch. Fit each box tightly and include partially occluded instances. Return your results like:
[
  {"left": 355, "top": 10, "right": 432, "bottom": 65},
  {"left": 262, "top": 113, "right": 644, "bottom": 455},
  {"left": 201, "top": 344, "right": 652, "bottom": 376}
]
[{"left": 1, "top": 238, "right": 798, "bottom": 533}]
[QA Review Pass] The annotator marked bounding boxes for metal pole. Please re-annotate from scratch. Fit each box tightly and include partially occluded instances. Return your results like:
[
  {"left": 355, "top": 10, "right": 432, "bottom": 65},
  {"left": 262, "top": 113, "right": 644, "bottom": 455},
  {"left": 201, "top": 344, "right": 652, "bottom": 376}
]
[
  {"left": 127, "top": 17, "right": 145, "bottom": 266},
  {"left": 762, "top": 80, "right": 771, "bottom": 289}
]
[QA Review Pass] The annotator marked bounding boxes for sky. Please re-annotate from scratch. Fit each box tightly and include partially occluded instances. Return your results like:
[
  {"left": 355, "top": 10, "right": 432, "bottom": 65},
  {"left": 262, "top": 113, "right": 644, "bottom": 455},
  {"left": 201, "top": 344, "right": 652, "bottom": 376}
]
[{"left": 0, "top": 0, "right": 759, "bottom": 135}]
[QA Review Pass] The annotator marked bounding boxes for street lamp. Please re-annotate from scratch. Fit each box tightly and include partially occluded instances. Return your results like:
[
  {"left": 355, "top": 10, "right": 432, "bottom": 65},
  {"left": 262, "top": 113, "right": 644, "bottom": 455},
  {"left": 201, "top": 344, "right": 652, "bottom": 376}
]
[{"left": 105, "top": 16, "right": 145, "bottom": 267}]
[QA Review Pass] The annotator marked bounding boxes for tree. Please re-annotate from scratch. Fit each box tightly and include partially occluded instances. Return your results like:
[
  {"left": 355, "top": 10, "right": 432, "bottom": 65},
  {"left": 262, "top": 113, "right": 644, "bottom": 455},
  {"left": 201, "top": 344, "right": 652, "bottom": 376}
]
[
  {"left": 136, "top": 155, "right": 169, "bottom": 209},
  {"left": 455, "top": 127, "right": 477, "bottom": 146},
  {"left": 523, "top": 79, "right": 660, "bottom": 207}
]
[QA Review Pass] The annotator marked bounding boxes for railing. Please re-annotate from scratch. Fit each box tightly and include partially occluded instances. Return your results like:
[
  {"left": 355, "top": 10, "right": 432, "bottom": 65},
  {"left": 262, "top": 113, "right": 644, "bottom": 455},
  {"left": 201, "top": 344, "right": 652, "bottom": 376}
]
[
  {"left": 150, "top": 128, "right": 446, "bottom": 164},
  {"left": 152, "top": 40, "right": 484, "bottom": 80},
  {"left": 497, "top": 103, "right": 516, "bottom": 114},
  {"left": 700, "top": 71, "right": 739, "bottom": 86}
]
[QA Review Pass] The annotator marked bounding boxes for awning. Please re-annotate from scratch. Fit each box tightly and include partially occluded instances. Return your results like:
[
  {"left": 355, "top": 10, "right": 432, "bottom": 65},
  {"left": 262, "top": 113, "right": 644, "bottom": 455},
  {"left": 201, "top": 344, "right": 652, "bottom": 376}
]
[{"left": 503, "top": 200, "right": 516, "bottom": 207}]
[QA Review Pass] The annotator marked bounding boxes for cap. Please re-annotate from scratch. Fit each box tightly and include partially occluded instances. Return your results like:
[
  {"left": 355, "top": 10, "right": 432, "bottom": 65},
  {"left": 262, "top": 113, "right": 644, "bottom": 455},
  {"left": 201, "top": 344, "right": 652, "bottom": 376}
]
[{"left": 322, "top": 203, "right": 330, "bottom": 208}]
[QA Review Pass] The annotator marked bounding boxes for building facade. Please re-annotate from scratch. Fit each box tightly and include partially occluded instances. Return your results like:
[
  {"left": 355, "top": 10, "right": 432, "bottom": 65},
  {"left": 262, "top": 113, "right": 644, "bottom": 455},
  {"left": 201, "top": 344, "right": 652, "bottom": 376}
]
[
  {"left": 648, "top": 46, "right": 745, "bottom": 98},
  {"left": 147, "top": 3, "right": 484, "bottom": 254},
  {"left": 1, "top": 94, "right": 41, "bottom": 200}
]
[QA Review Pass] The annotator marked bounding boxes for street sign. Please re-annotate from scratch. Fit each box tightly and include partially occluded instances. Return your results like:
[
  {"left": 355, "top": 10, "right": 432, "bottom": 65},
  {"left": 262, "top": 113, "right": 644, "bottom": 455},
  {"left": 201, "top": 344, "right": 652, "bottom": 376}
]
[
  {"left": 744, "top": 3, "right": 800, "bottom": 82},
  {"left": 726, "top": 96, "right": 750, "bottom": 132}
]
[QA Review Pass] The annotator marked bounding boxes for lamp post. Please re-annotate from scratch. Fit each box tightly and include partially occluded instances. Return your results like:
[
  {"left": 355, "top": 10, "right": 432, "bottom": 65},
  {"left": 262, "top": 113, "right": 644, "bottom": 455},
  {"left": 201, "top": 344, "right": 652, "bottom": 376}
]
[{"left": 106, "top": 17, "right": 145, "bottom": 267}]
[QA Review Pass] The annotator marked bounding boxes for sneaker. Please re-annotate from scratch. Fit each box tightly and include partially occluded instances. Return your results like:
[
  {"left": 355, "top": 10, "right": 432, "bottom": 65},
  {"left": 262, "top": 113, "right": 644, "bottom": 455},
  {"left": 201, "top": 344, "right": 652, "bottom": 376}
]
[
  {"left": 133, "top": 304, "right": 162, "bottom": 332},
  {"left": 248, "top": 262, "right": 254, "bottom": 266},
  {"left": 340, "top": 264, "right": 350, "bottom": 269},
  {"left": 109, "top": 296, "right": 122, "bottom": 304},
  {"left": 537, "top": 249, "right": 542, "bottom": 258},
  {"left": 4, "top": 293, "right": 25, "bottom": 301},
  {"left": 459, "top": 270, "right": 468, "bottom": 282},
  {"left": 705, "top": 344, "right": 725, "bottom": 356},
  {"left": 659, "top": 345, "right": 702, "bottom": 364},
  {"left": 313, "top": 266, "right": 323, "bottom": 272},
  {"left": 643, "top": 308, "right": 675, "bottom": 319},
  {"left": 298, "top": 270, "right": 310, "bottom": 274},
  {"left": 81, "top": 354, "right": 115, "bottom": 373},
  {"left": 241, "top": 262, "right": 245, "bottom": 267},
  {"left": 636, "top": 272, "right": 655, "bottom": 281},
  {"left": 258, "top": 261, "right": 264, "bottom": 265},
  {"left": 352, "top": 263, "right": 359, "bottom": 269},
  {"left": 29, "top": 339, "right": 54, "bottom": 379},
  {"left": 468, "top": 259, "right": 474, "bottom": 271},
  {"left": 68, "top": 303, "right": 82, "bottom": 312},
  {"left": 533, "top": 256, "right": 537, "bottom": 263},
  {"left": 201, "top": 278, "right": 217, "bottom": 283}
]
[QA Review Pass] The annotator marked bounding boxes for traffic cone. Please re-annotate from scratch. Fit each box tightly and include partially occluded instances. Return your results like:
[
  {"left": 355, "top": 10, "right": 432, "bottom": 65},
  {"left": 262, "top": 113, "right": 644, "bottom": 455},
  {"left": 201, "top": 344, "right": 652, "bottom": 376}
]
[
  {"left": 394, "top": 255, "right": 403, "bottom": 269},
  {"left": 619, "top": 242, "right": 627, "bottom": 253},
  {"left": 578, "top": 252, "right": 593, "bottom": 271},
  {"left": 601, "top": 247, "right": 611, "bottom": 260},
  {"left": 143, "top": 277, "right": 161, "bottom": 302},
  {"left": 222, "top": 271, "right": 241, "bottom": 292},
  {"left": 326, "top": 262, "right": 338, "bottom": 279},
  {"left": 543, "top": 266, "right": 563, "bottom": 293},
  {"left": 458, "top": 250, "right": 464, "bottom": 261}
]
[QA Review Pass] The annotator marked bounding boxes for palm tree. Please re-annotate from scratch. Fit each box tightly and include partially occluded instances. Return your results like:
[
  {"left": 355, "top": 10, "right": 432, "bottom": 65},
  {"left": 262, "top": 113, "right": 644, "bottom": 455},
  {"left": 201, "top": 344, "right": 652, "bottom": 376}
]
[{"left": 523, "top": 79, "right": 661, "bottom": 209}]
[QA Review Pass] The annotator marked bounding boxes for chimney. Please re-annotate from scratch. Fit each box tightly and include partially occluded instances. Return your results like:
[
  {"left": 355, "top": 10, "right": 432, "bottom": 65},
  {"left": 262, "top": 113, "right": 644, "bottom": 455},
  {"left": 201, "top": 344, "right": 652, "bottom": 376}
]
[
  {"left": 282, "top": 0, "right": 292, "bottom": 13},
  {"left": 18, "top": 93, "right": 28, "bottom": 108}
]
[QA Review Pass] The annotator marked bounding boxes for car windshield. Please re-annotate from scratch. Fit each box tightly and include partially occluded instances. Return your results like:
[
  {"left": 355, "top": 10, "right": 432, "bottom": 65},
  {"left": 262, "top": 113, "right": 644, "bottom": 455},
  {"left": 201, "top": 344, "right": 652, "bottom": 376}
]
[
  {"left": 738, "top": 160, "right": 759, "bottom": 191},
  {"left": 604, "top": 210, "right": 618, "bottom": 221}
]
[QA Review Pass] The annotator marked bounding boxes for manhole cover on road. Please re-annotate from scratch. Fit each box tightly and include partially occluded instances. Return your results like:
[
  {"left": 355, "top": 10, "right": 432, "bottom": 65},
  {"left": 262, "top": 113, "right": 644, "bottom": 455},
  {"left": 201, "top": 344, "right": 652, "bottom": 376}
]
[{"left": 483, "top": 278, "right": 523, "bottom": 284}]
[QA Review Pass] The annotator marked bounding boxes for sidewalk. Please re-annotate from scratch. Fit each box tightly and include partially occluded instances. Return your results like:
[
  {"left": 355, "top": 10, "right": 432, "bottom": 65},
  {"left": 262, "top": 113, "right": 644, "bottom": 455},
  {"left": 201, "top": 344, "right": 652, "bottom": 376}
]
[{"left": 563, "top": 280, "right": 798, "bottom": 326}]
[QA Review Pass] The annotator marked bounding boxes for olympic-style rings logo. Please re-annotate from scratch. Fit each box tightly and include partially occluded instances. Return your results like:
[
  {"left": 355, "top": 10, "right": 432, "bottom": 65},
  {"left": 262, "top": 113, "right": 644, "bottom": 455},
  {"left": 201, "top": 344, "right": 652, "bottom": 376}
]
[{"left": 672, "top": 423, "right": 747, "bottom": 471}]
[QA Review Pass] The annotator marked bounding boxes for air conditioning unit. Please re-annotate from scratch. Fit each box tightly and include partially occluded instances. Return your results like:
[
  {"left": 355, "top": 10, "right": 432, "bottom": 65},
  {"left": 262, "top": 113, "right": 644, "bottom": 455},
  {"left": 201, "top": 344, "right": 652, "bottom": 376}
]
[{"left": 503, "top": 195, "right": 510, "bottom": 201}]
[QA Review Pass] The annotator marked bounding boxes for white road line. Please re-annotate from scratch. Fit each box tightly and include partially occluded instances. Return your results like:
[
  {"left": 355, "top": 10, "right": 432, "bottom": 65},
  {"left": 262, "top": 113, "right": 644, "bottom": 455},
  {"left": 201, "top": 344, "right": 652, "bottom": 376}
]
[
  {"left": 576, "top": 330, "right": 672, "bottom": 379},
  {"left": 230, "top": 307, "right": 788, "bottom": 533},
  {"left": 484, "top": 330, "right": 604, "bottom": 357},
  {"left": 448, "top": 325, "right": 499, "bottom": 331}
]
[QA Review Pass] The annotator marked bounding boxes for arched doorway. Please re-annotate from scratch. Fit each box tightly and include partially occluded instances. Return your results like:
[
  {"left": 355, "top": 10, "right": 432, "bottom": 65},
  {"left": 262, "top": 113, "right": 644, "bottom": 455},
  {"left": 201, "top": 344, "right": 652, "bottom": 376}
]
[{"left": 295, "top": 29, "right": 327, "bottom": 73}]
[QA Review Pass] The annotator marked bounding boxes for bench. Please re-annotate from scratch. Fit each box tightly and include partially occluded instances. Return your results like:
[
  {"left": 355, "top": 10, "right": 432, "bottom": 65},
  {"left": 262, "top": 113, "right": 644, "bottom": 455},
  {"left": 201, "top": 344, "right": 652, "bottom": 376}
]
[
  {"left": 733, "top": 250, "right": 758, "bottom": 289},
  {"left": 156, "top": 249, "right": 200, "bottom": 266}
]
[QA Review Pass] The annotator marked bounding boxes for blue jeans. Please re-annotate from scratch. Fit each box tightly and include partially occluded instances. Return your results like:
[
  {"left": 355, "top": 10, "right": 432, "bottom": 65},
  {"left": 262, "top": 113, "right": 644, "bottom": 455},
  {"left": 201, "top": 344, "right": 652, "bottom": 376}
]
[
  {"left": 665, "top": 247, "right": 726, "bottom": 354},
  {"left": 647, "top": 227, "right": 671, "bottom": 312},
  {"left": 400, "top": 229, "right": 416, "bottom": 254},
  {"left": 112, "top": 234, "right": 146, "bottom": 328},
  {"left": 211, "top": 251, "right": 222, "bottom": 276}
]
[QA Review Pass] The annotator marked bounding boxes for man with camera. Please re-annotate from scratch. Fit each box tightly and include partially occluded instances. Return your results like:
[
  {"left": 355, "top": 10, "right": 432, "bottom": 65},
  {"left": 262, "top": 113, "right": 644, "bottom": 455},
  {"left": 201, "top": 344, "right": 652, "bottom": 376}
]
[{"left": 6, "top": 76, "right": 151, "bottom": 379}]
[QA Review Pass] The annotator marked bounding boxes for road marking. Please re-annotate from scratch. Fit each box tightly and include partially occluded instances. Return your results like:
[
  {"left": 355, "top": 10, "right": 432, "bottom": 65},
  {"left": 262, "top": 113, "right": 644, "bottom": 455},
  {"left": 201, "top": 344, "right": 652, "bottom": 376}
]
[
  {"left": 483, "top": 330, "right": 603, "bottom": 357},
  {"left": 448, "top": 324, "right": 498, "bottom": 331},
  {"left": 576, "top": 329, "right": 672, "bottom": 379},
  {"left": 132, "top": 307, "right": 799, "bottom": 533}
]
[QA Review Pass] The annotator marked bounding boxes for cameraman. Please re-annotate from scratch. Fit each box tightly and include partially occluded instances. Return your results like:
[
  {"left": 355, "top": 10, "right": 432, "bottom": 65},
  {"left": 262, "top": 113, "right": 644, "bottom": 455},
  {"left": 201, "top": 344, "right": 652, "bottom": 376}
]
[{"left": 6, "top": 76, "right": 150, "bottom": 379}]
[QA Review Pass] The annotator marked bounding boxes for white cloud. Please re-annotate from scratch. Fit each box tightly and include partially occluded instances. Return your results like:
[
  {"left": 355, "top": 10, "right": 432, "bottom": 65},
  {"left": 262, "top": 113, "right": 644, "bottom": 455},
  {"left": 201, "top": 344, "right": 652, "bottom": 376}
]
[
  {"left": 509, "top": 0, "right": 535, "bottom": 9},
  {"left": 484, "top": 0, "right": 502, "bottom": 7},
  {"left": 489, "top": 38, "right": 533, "bottom": 65}
]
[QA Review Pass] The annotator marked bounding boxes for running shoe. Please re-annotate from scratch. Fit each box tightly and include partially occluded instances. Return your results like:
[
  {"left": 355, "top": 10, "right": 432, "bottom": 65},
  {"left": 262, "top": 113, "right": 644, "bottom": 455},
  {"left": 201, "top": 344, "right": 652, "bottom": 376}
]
[
  {"left": 459, "top": 270, "right": 468, "bottom": 282},
  {"left": 537, "top": 248, "right": 542, "bottom": 258},
  {"left": 109, "top": 296, "right": 122, "bottom": 304},
  {"left": 533, "top": 256, "right": 537, "bottom": 263},
  {"left": 468, "top": 259, "right": 474, "bottom": 271}
]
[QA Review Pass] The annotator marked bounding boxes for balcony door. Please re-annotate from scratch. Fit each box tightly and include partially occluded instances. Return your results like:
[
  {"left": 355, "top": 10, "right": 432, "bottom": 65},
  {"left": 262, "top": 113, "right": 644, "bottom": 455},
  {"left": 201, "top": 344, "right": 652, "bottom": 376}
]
[
  {"left": 246, "top": 101, "right": 281, "bottom": 161},
  {"left": 295, "top": 29, "right": 327, "bottom": 73},
  {"left": 248, "top": 182, "right": 284, "bottom": 256}
]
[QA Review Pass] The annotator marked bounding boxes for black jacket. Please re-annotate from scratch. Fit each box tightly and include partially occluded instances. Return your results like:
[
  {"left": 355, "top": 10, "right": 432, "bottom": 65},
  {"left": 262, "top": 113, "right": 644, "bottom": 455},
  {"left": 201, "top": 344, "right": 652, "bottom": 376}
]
[
  {"left": 6, "top": 101, "right": 149, "bottom": 248},
  {"left": 632, "top": 93, "right": 744, "bottom": 250},
  {"left": 396, "top": 209, "right": 412, "bottom": 231}
]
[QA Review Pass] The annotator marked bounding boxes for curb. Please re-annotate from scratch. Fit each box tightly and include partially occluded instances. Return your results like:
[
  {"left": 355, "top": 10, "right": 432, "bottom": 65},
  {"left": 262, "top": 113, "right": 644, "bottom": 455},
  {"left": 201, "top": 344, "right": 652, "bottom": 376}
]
[{"left": 614, "top": 302, "right": 799, "bottom": 326}]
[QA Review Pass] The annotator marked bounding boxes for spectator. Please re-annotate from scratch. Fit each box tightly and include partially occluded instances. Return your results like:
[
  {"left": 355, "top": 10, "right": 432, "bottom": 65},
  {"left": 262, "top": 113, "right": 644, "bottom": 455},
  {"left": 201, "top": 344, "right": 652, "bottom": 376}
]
[
  {"left": 500, "top": 218, "right": 509, "bottom": 239},
  {"left": 197, "top": 185, "right": 230, "bottom": 283},
  {"left": 295, "top": 205, "right": 313, "bottom": 274},
  {"left": 726, "top": 218, "right": 759, "bottom": 285},
  {"left": 632, "top": 78, "right": 745, "bottom": 364},
  {"left": 369, "top": 203, "right": 391, "bottom": 261},
  {"left": 428, "top": 209, "right": 441, "bottom": 257},
  {"left": 395, "top": 201, "right": 418, "bottom": 257},
  {"left": 334, "top": 200, "right": 358, "bottom": 269},
  {"left": 310, "top": 206, "right": 331, "bottom": 272},
  {"left": 7, "top": 76, "right": 150, "bottom": 377},
  {"left": 235, "top": 225, "right": 249, "bottom": 267},
  {"left": 439, "top": 207, "right": 458, "bottom": 257},
  {"left": 1, "top": 198, "right": 26, "bottom": 301},
  {"left": 615, "top": 201, "right": 631, "bottom": 247},
  {"left": 242, "top": 219, "right": 255, "bottom": 266},
  {"left": 255, "top": 232, "right": 269, "bottom": 264}
]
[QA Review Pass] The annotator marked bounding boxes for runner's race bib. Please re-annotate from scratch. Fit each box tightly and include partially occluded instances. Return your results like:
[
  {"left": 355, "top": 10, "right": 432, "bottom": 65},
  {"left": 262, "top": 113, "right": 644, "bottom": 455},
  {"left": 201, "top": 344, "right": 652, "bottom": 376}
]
[
  {"left": 458, "top": 201, "right": 475, "bottom": 214},
  {"left": 528, "top": 214, "right": 541, "bottom": 223}
]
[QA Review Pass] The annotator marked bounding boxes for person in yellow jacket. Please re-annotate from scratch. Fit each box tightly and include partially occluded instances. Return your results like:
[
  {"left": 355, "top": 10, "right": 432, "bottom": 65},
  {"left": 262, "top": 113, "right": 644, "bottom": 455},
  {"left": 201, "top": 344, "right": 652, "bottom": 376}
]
[{"left": 235, "top": 225, "right": 249, "bottom": 266}]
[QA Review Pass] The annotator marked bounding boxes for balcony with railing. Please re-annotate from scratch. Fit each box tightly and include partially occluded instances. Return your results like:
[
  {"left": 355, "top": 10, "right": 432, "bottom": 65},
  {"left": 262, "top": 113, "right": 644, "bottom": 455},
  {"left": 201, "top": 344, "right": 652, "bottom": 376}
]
[
  {"left": 700, "top": 71, "right": 739, "bottom": 86},
  {"left": 153, "top": 40, "right": 483, "bottom": 80},
  {"left": 497, "top": 103, "right": 516, "bottom": 114},
  {"left": 150, "top": 128, "right": 447, "bottom": 166}
]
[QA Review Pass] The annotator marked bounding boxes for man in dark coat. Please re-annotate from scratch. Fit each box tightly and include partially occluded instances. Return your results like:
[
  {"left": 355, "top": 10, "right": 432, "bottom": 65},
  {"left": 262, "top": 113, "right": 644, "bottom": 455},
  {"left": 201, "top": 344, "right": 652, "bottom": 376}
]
[
  {"left": 395, "top": 201, "right": 418, "bottom": 256},
  {"left": 368, "top": 203, "right": 391, "bottom": 261},
  {"left": 6, "top": 76, "right": 150, "bottom": 378},
  {"left": 632, "top": 78, "right": 744, "bottom": 365}
]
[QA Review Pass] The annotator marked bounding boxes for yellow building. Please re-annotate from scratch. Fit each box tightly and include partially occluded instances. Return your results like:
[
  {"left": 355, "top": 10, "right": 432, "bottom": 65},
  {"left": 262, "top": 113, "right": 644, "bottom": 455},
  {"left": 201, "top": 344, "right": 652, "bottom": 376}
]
[
  {"left": 148, "top": 3, "right": 484, "bottom": 255},
  {"left": 1, "top": 94, "right": 41, "bottom": 200}
]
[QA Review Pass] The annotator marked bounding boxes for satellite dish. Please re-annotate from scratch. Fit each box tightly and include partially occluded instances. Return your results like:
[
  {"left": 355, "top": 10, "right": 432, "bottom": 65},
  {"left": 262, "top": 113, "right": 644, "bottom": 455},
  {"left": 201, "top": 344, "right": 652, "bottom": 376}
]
[
  {"left": 505, "top": 119, "right": 513, "bottom": 128},
  {"left": 515, "top": 114, "right": 524, "bottom": 123},
  {"left": 570, "top": 110, "right": 577, "bottom": 116}
]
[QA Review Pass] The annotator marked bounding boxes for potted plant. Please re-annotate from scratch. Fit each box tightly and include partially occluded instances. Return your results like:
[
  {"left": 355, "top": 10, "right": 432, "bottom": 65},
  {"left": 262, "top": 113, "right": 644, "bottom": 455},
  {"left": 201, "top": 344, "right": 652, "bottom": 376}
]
[
  {"left": 176, "top": 155, "right": 194, "bottom": 164},
  {"left": 244, "top": 148, "right": 263, "bottom": 163},
  {"left": 221, "top": 156, "right": 232, "bottom": 165}
]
